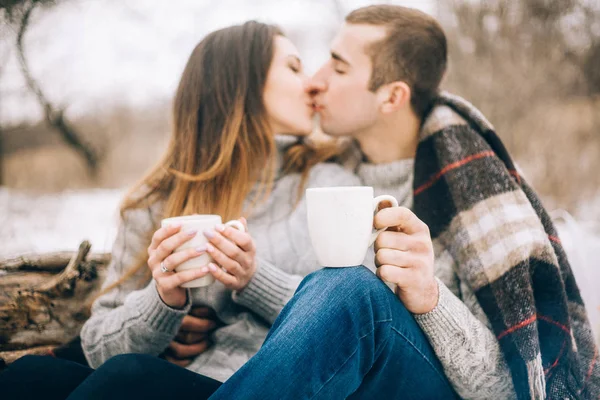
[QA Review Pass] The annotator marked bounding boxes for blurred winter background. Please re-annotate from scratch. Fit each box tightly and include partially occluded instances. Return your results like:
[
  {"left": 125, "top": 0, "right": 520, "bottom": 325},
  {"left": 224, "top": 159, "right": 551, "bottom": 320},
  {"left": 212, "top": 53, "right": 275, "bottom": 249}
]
[{"left": 0, "top": 0, "right": 599, "bottom": 336}]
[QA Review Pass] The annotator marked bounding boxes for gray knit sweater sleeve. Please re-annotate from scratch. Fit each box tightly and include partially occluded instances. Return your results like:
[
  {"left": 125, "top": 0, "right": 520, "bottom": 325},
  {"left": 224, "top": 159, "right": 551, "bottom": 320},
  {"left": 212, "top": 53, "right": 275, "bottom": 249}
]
[
  {"left": 232, "top": 162, "right": 362, "bottom": 324},
  {"left": 80, "top": 206, "right": 191, "bottom": 368},
  {"left": 231, "top": 258, "right": 303, "bottom": 325},
  {"left": 414, "top": 278, "right": 517, "bottom": 399}
]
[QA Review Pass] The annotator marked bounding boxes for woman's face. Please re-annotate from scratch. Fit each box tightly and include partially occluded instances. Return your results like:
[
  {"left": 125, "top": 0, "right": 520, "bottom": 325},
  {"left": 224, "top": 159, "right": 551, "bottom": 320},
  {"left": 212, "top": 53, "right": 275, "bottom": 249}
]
[{"left": 263, "top": 36, "right": 314, "bottom": 136}]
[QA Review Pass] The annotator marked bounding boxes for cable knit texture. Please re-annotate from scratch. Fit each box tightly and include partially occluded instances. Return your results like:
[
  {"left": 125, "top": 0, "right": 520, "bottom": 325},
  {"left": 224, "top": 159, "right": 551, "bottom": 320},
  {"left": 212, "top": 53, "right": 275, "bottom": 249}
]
[
  {"left": 340, "top": 141, "right": 517, "bottom": 399},
  {"left": 80, "top": 136, "right": 361, "bottom": 382}
]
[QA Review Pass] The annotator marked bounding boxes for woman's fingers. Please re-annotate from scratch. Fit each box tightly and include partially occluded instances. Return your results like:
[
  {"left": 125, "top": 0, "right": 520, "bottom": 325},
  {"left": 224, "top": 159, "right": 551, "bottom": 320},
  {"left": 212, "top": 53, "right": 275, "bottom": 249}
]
[
  {"left": 149, "top": 229, "right": 198, "bottom": 267},
  {"left": 207, "top": 263, "right": 238, "bottom": 288},
  {"left": 206, "top": 244, "right": 244, "bottom": 277},
  {"left": 204, "top": 229, "right": 244, "bottom": 263},
  {"left": 155, "top": 266, "right": 210, "bottom": 291},
  {"left": 149, "top": 224, "right": 181, "bottom": 251},
  {"left": 218, "top": 224, "right": 254, "bottom": 252},
  {"left": 159, "top": 246, "right": 206, "bottom": 273}
]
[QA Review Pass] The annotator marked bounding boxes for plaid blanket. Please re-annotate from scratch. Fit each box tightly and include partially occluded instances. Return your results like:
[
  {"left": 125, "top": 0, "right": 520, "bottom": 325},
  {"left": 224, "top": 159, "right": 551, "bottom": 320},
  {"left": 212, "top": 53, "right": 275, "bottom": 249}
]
[{"left": 412, "top": 92, "right": 599, "bottom": 399}]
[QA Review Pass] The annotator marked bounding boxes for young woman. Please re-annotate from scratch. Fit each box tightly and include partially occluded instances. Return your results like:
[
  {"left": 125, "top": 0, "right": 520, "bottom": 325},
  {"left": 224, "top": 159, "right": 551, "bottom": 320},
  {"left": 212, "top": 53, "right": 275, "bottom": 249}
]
[{"left": 0, "top": 20, "right": 360, "bottom": 399}]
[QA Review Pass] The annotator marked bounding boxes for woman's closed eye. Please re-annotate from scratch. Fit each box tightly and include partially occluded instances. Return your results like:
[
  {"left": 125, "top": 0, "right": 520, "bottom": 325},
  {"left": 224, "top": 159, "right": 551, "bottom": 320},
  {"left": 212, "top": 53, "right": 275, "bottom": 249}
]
[{"left": 289, "top": 62, "right": 301, "bottom": 73}]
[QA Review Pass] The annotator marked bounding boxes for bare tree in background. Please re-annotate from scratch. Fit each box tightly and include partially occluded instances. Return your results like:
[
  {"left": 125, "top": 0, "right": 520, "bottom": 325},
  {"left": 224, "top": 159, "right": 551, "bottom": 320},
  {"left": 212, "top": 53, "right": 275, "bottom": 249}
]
[
  {"left": 438, "top": 0, "right": 600, "bottom": 209},
  {"left": 1, "top": 0, "right": 100, "bottom": 177}
]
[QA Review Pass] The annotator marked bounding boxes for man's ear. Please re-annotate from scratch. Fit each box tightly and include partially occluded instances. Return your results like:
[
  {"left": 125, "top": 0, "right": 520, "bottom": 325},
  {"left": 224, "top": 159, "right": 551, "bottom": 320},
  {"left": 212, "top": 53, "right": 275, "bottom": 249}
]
[{"left": 377, "top": 81, "right": 411, "bottom": 114}]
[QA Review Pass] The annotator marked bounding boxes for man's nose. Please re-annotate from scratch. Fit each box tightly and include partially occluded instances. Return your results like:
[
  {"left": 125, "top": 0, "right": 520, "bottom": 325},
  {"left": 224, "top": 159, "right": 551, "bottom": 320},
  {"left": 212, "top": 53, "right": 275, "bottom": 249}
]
[{"left": 304, "top": 75, "right": 327, "bottom": 96}]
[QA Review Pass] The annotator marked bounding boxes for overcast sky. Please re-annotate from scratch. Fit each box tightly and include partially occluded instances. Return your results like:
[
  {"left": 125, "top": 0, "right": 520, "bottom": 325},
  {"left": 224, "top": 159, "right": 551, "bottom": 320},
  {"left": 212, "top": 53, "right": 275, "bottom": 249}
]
[{"left": 0, "top": 0, "right": 435, "bottom": 125}]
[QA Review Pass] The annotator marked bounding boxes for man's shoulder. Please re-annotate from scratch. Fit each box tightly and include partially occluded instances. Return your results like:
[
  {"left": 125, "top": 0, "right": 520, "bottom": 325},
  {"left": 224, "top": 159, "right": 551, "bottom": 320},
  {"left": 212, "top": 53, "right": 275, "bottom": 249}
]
[{"left": 421, "top": 104, "right": 470, "bottom": 138}]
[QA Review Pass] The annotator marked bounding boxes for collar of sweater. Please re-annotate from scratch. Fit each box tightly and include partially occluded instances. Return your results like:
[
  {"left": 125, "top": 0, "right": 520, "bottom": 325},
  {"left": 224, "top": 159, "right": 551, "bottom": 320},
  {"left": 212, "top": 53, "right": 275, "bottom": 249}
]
[{"left": 336, "top": 95, "right": 480, "bottom": 207}]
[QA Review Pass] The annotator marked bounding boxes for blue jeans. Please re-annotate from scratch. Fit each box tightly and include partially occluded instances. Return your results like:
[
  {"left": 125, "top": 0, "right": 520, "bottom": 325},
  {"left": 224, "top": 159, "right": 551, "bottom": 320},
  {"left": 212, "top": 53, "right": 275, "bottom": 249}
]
[
  {"left": 0, "top": 354, "right": 222, "bottom": 400},
  {"left": 209, "top": 266, "right": 457, "bottom": 399},
  {"left": 1, "top": 267, "right": 457, "bottom": 399},
  {"left": 0, "top": 355, "right": 93, "bottom": 400}
]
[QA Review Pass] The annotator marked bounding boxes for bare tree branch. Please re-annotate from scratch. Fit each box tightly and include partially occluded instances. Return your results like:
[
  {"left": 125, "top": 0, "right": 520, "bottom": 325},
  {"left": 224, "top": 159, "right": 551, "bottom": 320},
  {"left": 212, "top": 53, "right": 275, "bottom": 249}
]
[{"left": 15, "top": 2, "right": 100, "bottom": 176}]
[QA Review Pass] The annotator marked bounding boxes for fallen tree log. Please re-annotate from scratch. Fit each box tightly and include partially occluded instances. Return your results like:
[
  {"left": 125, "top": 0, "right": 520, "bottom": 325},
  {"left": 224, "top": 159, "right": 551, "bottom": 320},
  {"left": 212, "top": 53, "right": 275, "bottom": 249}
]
[
  {"left": 0, "top": 241, "right": 110, "bottom": 366},
  {"left": 0, "top": 251, "right": 111, "bottom": 273}
]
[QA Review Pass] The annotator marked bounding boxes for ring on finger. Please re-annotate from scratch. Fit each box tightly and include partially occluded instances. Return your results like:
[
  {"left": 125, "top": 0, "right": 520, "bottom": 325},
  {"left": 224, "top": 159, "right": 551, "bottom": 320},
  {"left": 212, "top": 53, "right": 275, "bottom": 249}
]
[{"left": 160, "top": 261, "right": 170, "bottom": 273}]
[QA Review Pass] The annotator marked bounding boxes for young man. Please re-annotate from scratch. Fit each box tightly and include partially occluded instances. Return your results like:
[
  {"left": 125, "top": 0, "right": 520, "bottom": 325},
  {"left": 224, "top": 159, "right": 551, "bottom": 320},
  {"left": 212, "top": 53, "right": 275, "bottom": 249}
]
[
  {"left": 210, "top": 5, "right": 598, "bottom": 399},
  {"left": 24, "top": 5, "right": 596, "bottom": 400}
]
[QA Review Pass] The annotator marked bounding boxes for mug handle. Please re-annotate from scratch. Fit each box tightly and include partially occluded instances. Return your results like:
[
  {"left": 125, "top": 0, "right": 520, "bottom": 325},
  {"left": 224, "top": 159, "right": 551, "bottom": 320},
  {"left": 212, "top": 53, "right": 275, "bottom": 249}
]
[
  {"left": 369, "top": 195, "right": 399, "bottom": 246},
  {"left": 224, "top": 219, "right": 246, "bottom": 232}
]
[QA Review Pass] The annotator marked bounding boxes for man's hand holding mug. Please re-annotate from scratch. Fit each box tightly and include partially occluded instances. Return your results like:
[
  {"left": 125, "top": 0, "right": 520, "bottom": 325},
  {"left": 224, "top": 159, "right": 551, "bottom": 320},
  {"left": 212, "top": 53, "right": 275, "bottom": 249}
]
[
  {"left": 373, "top": 206, "right": 438, "bottom": 315},
  {"left": 306, "top": 186, "right": 438, "bottom": 316}
]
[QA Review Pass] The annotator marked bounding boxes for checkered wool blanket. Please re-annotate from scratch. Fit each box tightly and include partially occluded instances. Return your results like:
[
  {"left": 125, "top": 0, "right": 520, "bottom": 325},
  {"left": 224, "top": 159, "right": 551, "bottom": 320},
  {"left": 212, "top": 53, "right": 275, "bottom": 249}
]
[{"left": 412, "top": 92, "right": 599, "bottom": 399}]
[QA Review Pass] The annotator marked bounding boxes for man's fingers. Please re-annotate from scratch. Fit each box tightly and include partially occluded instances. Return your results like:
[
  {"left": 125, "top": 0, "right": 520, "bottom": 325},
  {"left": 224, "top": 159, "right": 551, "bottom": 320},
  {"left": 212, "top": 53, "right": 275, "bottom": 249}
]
[
  {"left": 164, "top": 354, "right": 193, "bottom": 367},
  {"left": 376, "top": 264, "right": 412, "bottom": 285},
  {"left": 376, "top": 200, "right": 394, "bottom": 212},
  {"left": 374, "top": 207, "right": 429, "bottom": 235},
  {"left": 180, "top": 315, "right": 218, "bottom": 333},
  {"left": 175, "top": 330, "right": 208, "bottom": 344},
  {"left": 375, "top": 248, "right": 411, "bottom": 268},
  {"left": 168, "top": 339, "right": 210, "bottom": 359},
  {"left": 374, "top": 231, "right": 411, "bottom": 253},
  {"left": 375, "top": 200, "right": 401, "bottom": 233},
  {"left": 189, "top": 306, "right": 216, "bottom": 319}
]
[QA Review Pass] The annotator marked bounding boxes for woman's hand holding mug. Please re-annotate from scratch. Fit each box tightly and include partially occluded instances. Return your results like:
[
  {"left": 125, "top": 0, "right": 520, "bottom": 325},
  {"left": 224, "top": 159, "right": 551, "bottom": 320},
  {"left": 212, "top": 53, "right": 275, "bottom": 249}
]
[
  {"left": 202, "top": 217, "right": 258, "bottom": 291},
  {"left": 147, "top": 224, "right": 213, "bottom": 309},
  {"left": 148, "top": 215, "right": 255, "bottom": 309}
]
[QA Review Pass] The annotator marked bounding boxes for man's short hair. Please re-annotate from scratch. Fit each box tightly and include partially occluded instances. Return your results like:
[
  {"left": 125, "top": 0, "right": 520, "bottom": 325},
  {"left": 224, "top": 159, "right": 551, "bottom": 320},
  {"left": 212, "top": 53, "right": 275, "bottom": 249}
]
[{"left": 346, "top": 5, "right": 447, "bottom": 119}]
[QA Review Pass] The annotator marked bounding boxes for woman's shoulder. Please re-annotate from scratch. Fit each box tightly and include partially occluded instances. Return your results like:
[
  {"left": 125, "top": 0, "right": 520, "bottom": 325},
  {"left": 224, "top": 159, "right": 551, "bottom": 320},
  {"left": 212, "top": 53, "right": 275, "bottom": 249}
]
[{"left": 119, "top": 188, "right": 166, "bottom": 234}]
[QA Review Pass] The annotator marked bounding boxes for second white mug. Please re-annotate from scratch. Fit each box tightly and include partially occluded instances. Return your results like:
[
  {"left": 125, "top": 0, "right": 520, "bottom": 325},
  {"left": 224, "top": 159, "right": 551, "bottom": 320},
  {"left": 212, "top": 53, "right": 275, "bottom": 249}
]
[{"left": 306, "top": 186, "right": 398, "bottom": 268}]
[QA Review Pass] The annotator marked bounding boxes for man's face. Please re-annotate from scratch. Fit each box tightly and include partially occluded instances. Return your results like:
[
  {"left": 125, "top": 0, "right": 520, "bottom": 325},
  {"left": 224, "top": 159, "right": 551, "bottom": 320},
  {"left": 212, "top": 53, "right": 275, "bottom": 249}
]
[{"left": 310, "top": 23, "right": 387, "bottom": 137}]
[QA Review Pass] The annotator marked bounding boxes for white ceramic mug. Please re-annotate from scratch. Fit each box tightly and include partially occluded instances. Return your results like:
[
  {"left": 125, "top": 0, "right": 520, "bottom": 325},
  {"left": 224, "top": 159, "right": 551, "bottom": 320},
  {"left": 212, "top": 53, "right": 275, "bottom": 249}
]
[
  {"left": 306, "top": 186, "right": 398, "bottom": 267},
  {"left": 160, "top": 215, "right": 245, "bottom": 288}
]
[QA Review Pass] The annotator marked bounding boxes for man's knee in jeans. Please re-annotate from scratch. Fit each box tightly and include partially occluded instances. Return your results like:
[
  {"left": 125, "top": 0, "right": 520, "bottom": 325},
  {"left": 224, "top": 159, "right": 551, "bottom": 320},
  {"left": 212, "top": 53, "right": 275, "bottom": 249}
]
[
  {"left": 300, "top": 266, "right": 389, "bottom": 295},
  {"left": 295, "top": 266, "right": 395, "bottom": 321}
]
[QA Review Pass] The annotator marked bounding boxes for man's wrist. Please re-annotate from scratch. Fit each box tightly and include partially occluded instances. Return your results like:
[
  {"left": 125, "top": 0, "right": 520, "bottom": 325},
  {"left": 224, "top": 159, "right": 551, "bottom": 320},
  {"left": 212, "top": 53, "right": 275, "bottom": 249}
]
[
  {"left": 422, "top": 278, "right": 440, "bottom": 314},
  {"left": 397, "top": 278, "right": 440, "bottom": 315}
]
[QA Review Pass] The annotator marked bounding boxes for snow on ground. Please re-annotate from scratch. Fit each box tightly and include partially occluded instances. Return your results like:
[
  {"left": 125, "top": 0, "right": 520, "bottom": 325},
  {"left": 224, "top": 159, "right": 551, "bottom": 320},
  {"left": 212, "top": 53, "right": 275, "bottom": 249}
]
[
  {"left": 1, "top": 187, "right": 598, "bottom": 341},
  {"left": 0, "top": 187, "right": 124, "bottom": 258}
]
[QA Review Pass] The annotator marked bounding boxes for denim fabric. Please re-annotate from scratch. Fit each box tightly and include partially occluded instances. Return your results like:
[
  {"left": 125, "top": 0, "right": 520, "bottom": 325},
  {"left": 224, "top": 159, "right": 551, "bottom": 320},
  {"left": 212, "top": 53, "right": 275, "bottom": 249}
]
[
  {"left": 1, "top": 267, "right": 458, "bottom": 400},
  {"left": 210, "top": 266, "right": 457, "bottom": 399}
]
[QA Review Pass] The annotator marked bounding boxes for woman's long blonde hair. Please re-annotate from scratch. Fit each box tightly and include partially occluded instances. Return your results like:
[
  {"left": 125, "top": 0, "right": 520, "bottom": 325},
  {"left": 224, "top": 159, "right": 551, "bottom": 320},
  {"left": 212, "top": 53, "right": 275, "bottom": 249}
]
[{"left": 99, "top": 21, "right": 341, "bottom": 296}]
